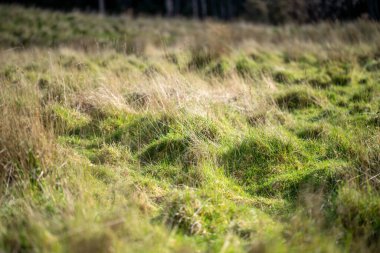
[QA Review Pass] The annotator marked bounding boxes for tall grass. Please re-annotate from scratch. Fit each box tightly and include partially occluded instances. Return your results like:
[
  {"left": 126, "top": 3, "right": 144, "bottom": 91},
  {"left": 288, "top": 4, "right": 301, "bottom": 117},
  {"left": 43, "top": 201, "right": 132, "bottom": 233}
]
[{"left": 0, "top": 79, "right": 54, "bottom": 184}]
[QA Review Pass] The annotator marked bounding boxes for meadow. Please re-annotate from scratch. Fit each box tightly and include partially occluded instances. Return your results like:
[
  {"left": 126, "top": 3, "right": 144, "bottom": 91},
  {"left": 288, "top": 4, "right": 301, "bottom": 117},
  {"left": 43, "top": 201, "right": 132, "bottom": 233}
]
[{"left": 0, "top": 5, "right": 380, "bottom": 253}]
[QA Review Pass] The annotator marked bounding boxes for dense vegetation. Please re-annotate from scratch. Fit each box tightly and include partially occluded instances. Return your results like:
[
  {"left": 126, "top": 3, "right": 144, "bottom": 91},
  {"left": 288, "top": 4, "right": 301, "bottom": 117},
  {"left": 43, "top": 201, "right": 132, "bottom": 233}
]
[
  {"left": 0, "top": 0, "right": 377, "bottom": 22},
  {"left": 1, "top": 5, "right": 380, "bottom": 253}
]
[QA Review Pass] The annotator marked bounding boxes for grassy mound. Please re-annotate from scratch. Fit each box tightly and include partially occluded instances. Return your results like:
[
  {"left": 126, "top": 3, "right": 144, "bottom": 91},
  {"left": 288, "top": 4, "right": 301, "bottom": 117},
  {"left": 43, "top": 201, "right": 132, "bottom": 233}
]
[
  {"left": 222, "top": 130, "right": 298, "bottom": 185},
  {"left": 138, "top": 134, "right": 192, "bottom": 165},
  {"left": 275, "top": 88, "right": 323, "bottom": 111},
  {"left": 104, "top": 114, "right": 174, "bottom": 151}
]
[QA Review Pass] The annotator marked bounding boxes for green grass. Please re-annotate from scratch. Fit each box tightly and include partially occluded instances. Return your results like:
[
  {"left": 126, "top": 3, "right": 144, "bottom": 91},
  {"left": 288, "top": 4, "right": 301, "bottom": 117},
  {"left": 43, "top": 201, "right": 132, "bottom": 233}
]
[{"left": 1, "top": 4, "right": 380, "bottom": 253}]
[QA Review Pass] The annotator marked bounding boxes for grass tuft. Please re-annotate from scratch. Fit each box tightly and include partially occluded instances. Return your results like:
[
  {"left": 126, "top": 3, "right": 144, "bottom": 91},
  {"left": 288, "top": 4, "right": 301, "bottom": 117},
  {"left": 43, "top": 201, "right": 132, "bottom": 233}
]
[{"left": 275, "top": 87, "right": 322, "bottom": 111}]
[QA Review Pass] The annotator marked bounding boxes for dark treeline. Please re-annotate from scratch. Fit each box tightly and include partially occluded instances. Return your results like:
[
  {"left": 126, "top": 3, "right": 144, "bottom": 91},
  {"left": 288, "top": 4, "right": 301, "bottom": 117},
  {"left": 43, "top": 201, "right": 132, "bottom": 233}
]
[{"left": 0, "top": 0, "right": 379, "bottom": 22}]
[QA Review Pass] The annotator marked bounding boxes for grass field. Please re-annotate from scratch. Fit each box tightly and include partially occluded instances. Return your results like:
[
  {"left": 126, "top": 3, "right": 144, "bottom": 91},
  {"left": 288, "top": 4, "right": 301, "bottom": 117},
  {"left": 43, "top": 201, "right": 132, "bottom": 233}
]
[{"left": 1, "top": 5, "right": 380, "bottom": 253}]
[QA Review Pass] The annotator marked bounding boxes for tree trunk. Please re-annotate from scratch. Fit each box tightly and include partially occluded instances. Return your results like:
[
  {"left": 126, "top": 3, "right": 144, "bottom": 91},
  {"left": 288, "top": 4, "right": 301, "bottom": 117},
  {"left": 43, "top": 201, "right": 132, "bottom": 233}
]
[
  {"left": 200, "top": 0, "right": 207, "bottom": 19},
  {"left": 211, "top": 0, "right": 218, "bottom": 17},
  {"left": 226, "top": 0, "right": 232, "bottom": 19},
  {"left": 174, "top": 0, "right": 181, "bottom": 16},
  {"left": 368, "top": 0, "right": 380, "bottom": 20},
  {"left": 131, "top": 0, "right": 139, "bottom": 18},
  {"left": 192, "top": 0, "right": 199, "bottom": 18},
  {"left": 220, "top": 0, "right": 226, "bottom": 19},
  {"left": 166, "top": 0, "right": 174, "bottom": 16},
  {"left": 98, "top": 0, "right": 105, "bottom": 14}
]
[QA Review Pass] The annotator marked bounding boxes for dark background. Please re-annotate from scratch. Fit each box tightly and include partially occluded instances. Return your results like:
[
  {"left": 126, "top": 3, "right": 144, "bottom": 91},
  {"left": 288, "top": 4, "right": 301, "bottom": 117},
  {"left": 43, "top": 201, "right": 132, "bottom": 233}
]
[{"left": 0, "top": 0, "right": 378, "bottom": 23}]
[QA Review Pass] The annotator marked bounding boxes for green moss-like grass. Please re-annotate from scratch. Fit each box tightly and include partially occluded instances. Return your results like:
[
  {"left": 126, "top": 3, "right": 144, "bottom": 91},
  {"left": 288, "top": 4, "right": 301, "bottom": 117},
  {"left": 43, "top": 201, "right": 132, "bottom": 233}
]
[
  {"left": 275, "top": 88, "right": 322, "bottom": 111},
  {"left": 46, "top": 104, "right": 91, "bottom": 134},
  {"left": 138, "top": 134, "right": 192, "bottom": 165}
]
